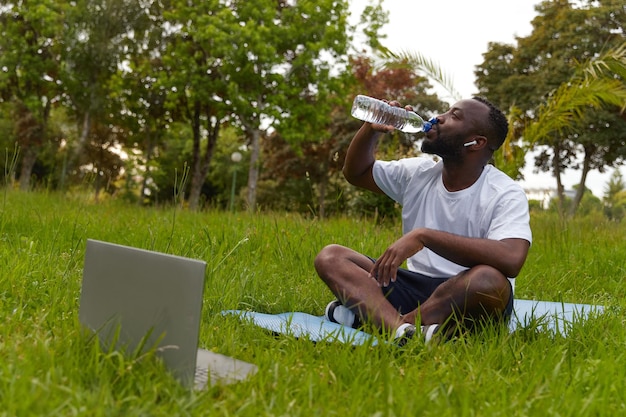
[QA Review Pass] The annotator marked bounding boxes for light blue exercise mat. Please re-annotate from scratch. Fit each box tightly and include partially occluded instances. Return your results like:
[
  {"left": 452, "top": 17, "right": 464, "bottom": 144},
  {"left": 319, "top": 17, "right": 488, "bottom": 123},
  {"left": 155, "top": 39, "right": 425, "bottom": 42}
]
[
  {"left": 223, "top": 299, "right": 603, "bottom": 345},
  {"left": 223, "top": 310, "right": 375, "bottom": 345}
]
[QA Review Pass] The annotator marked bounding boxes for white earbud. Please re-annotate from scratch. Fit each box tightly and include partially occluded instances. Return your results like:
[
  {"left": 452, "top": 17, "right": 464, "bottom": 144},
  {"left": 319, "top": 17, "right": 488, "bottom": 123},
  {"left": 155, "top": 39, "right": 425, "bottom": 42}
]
[{"left": 463, "top": 140, "right": 477, "bottom": 147}]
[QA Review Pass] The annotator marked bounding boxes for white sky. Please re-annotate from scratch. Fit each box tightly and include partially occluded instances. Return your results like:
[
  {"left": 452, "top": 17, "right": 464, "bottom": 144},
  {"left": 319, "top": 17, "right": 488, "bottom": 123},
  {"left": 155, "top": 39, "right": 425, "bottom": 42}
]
[{"left": 350, "top": 0, "right": 624, "bottom": 198}]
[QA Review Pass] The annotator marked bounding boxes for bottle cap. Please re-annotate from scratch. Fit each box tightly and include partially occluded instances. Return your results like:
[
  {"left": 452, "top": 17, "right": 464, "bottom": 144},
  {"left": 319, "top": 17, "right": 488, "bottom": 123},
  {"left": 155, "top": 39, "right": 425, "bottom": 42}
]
[{"left": 423, "top": 117, "right": 438, "bottom": 133}]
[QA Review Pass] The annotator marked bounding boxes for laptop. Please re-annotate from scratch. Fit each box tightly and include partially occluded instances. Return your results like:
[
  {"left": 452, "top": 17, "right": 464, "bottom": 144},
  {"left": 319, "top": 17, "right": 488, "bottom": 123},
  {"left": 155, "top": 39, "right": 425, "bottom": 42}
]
[{"left": 78, "top": 239, "right": 257, "bottom": 389}]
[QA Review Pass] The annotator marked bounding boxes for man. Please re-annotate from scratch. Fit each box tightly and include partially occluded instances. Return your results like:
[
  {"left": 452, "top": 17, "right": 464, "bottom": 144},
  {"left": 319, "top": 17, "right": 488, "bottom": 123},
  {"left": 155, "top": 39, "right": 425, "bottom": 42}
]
[{"left": 314, "top": 96, "right": 532, "bottom": 343}]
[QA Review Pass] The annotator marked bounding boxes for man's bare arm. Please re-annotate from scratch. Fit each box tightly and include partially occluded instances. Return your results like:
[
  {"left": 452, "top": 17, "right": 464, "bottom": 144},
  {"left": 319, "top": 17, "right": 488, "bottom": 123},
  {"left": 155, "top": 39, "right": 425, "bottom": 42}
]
[
  {"left": 418, "top": 230, "right": 530, "bottom": 277},
  {"left": 371, "top": 229, "right": 530, "bottom": 287},
  {"left": 343, "top": 123, "right": 392, "bottom": 193}
]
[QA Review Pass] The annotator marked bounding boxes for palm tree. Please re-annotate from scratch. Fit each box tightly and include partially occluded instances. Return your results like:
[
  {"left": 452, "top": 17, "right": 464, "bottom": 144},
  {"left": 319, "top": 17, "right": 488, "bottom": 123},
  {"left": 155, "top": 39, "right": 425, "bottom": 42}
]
[{"left": 523, "top": 43, "right": 626, "bottom": 216}]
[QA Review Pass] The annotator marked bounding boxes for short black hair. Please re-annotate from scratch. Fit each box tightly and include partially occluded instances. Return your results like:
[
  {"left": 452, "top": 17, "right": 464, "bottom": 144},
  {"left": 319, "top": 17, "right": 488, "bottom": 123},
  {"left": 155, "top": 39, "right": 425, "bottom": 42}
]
[{"left": 472, "top": 96, "right": 509, "bottom": 149}]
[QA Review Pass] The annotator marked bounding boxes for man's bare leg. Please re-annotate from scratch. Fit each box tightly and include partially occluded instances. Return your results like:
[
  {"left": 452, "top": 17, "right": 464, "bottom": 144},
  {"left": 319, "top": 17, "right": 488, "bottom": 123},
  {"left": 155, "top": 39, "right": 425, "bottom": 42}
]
[
  {"left": 402, "top": 265, "right": 512, "bottom": 331},
  {"left": 316, "top": 245, "right": 512, "bottom": 336},
  {"left": 314, "top": 244, "right": 404, "bottom": 332}
]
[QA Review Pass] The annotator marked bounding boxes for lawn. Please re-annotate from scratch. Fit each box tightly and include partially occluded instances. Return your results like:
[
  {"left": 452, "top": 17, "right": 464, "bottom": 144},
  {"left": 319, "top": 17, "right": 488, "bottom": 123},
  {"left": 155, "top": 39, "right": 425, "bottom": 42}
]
[{"left": 1, "top": 191, "right": 624, "bottom": 416}]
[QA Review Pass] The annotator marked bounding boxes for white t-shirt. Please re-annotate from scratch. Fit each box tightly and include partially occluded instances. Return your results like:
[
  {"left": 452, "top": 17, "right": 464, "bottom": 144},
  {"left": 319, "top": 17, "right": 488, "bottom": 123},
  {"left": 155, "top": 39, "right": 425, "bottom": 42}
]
[{"left": 373, "top": 157, "right": 532, "bottom": 285}]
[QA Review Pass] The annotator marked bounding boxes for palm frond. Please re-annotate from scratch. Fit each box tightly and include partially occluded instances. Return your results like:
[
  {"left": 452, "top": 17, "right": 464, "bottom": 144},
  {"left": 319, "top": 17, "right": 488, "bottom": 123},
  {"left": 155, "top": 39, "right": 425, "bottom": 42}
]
[
  {"left": 379, "top": 48, "right": 462, "bottom": 101},
  {"left": 524, "top": 45, "right": 626, "bottom": 144},
  {"left": 584, "top": 41, "right": 626, "bottom": 82}
]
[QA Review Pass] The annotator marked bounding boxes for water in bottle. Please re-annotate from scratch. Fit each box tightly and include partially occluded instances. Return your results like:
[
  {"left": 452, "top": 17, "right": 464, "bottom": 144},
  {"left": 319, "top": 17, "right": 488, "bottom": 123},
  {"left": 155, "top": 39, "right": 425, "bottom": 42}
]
[{"left": 350, "top": 95, "right": 435, "bottom": 133}]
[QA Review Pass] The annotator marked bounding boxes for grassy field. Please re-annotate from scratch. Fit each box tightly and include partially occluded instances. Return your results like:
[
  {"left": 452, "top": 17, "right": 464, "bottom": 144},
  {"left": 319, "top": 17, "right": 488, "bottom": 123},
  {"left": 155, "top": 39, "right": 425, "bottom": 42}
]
[{"left": 0, "top": 190, "right": 625, "bottom": 416}]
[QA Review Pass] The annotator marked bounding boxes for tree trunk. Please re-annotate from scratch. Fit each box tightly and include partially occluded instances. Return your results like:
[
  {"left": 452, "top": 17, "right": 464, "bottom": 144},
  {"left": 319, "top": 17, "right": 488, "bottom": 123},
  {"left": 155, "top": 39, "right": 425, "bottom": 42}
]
[
  {"left": 188, "top": 103, "right": 204, "bottom": 211},
  {"left": 18, "top": 147, "right": 37, "bottom": 191},
  {"left": 188, "top": 102, "right": 219, "bottom": 211},
  {"left": 14, "top": 100, "right": 46, "bottom": 191},
  {"left": 140, "top": 129, "right": 154, "bottom": 205},
  {"left": 568, "top": 146, "right": 593, "bottom": 217},
  {"left": 93, "top": 144, "right": 106, "bottom": 204},
  {"left": 552, "top": 142, "right": 566, "bottom": 216},
  {"left": 75, "top": 112, "right": 91, "bottom": 160},
  {"left": 60, "top": 111, "right": 92, "bottom": 187},
  {"left": 246, "top": 129, "right": 261, "bottom": 211}
]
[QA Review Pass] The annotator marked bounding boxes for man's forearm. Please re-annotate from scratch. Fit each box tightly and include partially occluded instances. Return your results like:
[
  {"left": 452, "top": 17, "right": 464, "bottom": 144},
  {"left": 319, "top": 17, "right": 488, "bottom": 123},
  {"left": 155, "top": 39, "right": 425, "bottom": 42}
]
[
  {"left": 343, "top": 124, "right": 379, "bottom": 180},
  {"left": 343, "top": 123, "right": 386, "bottom": 191},
  {"left": 414, "top": 228, "right": 529, "bottom": 278}
]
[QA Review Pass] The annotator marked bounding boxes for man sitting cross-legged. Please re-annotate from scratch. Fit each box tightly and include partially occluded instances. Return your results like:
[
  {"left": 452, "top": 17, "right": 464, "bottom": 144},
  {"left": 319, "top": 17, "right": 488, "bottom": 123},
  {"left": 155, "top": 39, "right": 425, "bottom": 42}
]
[{"left": 315, "top": 96, "right": 532, "bottom": 343}]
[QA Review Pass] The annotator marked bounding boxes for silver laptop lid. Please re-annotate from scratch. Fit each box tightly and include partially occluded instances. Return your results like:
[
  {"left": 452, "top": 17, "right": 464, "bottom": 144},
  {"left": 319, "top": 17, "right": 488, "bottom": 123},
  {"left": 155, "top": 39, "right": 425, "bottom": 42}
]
[{"left": 79, "top": 239, "right": 207, "bottom": 387}]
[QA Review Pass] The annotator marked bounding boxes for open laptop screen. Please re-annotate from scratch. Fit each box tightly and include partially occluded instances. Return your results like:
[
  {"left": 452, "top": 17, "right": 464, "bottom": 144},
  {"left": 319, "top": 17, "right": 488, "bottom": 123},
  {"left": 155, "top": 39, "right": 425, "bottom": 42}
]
[{"left": 79, "top": 239, "right": 207, "bottom": 386}]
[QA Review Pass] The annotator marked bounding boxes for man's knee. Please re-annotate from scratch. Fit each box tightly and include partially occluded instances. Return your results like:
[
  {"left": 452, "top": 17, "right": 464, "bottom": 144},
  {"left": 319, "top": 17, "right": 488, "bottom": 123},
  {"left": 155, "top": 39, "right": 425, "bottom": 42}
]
[
  {"left": 465, "top": 265, "right": 511, "bottom": 311},
  {"left": 314, "top": 244, "right": 343, "bottom": 272}
]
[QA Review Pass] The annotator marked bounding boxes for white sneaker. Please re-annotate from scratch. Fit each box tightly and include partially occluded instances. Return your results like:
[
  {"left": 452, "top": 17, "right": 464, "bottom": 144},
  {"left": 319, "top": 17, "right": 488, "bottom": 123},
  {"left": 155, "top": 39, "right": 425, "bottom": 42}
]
[
  {"left": 394, "top": 323, "right": 417, "bottom": 346},
  {"left": 422, "top": 324, "right": 440, "bottom": 342},
  {"left": 324, "top": 300, "right": 361, "bottom": 328},
  {"left": 394, "top": 323, "right": 440, "bottom": 346}
]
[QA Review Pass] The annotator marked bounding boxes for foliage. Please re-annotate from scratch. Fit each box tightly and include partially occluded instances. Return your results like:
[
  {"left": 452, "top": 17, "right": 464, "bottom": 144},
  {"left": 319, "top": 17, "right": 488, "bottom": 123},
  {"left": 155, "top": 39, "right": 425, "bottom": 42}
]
[
  {"left": 259, "top": 54, "right": 448, "bottom": 218},
  {"left": 547, "top": 187, "right": 603, "bottom": 216},
  {"left": 0, "top": 0, "right": 365, "bottom": 211},
  {"left": 216, "top": 0, "right": 353, "bottom": 211},
  {"left": 6, "top": 0, "right": 625, "bottom": 220},
  {"left": 527, "top": 199, "right": 545, "bottom": 213},
  {"left": 0, "top": 0, "right": 65, "bottom": 190},
  {"left": 524, "top": 44, "right": 626, "bottom": 216},
  {"left": 603, "top": 169, "right": 626, "bottom": 220},
  {"left": 378, "top": 49, "right": 462, "bottom": 103},
  {"left": 61, "top": 0, "right": 151, "bottom": 201},
  {"left": 476, "top": 0, "right": 626, "bottom": 217},
  {"left": 491, "top": 105, "right": 529, "bottom": 180}
]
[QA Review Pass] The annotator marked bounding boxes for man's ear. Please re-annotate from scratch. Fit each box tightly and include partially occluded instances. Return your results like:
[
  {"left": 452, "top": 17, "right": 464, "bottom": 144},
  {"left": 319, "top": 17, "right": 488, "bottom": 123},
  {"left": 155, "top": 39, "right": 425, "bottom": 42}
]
[
  {"left": 474, "top": 135, "right": 488, "bottom": 149},
  {"left": 464, "top": 136, "right": 487, "bottom": 148}
]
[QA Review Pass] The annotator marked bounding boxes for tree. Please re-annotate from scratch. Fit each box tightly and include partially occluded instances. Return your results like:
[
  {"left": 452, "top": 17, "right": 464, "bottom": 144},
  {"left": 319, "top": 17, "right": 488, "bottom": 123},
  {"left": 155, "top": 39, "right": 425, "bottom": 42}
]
[
  {"left": 112, "top": 63, "right": 171, "bottom": 204},
  {"left": 60, "top": 0, "right": 151, "bottom": 196},
  {"left": 155, "top": 1, "right": 356, "bottom": 211},
  {"left": 78, "top": 121, "right": 124, "bottom": 201},
  {"left": 603, "top": 169, "right": 626, "bottom": 220},
  {"left": 223, "top": 0, "right": 353, "bottom": 211},
  {"left": 522, "top": 44, "right": 626, "bottom": 216},
  {"left": 0, "top": 102, "right": 19, "bottom": 186},
  {"left": 475, "top": 0, "right": 626, "bottom": 216},
  {"left": 108, "top": 0, "right": 174, "bottom": 204},
  {"left": 0, "top": 1, "right": 64, "bottom": 190},
  {"left": 259, "top": 54, "right": 448, "bottom": 218}
]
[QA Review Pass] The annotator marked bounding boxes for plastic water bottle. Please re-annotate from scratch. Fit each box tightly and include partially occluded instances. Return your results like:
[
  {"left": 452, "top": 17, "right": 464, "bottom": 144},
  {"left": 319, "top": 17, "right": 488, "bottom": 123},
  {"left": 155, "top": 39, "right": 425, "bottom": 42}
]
[{"left": 350, "top": 95, "right": 435, "bottom": 133}]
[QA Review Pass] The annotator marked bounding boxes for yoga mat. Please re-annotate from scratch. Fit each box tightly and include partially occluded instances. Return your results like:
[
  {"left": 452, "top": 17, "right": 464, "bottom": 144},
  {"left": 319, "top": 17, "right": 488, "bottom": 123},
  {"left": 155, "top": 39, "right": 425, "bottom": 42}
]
[{"left": 223, "top": 299, "right": 603, "bottom": 345}]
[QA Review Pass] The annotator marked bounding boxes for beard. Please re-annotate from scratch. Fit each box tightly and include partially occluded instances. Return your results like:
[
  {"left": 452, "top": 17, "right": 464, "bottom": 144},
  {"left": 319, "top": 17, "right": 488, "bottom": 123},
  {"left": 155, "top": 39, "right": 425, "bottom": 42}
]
[{"left": 421, "top": 129, "right": 464, "bottom": 160}]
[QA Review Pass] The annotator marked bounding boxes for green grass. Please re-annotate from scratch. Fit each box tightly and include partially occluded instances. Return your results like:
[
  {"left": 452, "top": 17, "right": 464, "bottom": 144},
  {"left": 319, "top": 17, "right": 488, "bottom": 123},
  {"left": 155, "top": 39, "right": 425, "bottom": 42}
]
[{"left": 1, "top": 191, "right": 625, "bottom": 416}]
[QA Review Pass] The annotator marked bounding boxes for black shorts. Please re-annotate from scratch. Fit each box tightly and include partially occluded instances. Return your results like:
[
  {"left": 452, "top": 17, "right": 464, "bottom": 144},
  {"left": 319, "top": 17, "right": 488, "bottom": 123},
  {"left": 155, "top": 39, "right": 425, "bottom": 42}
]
[{"left": 372, "top": 260, "right": 514, "bottom": 321}]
